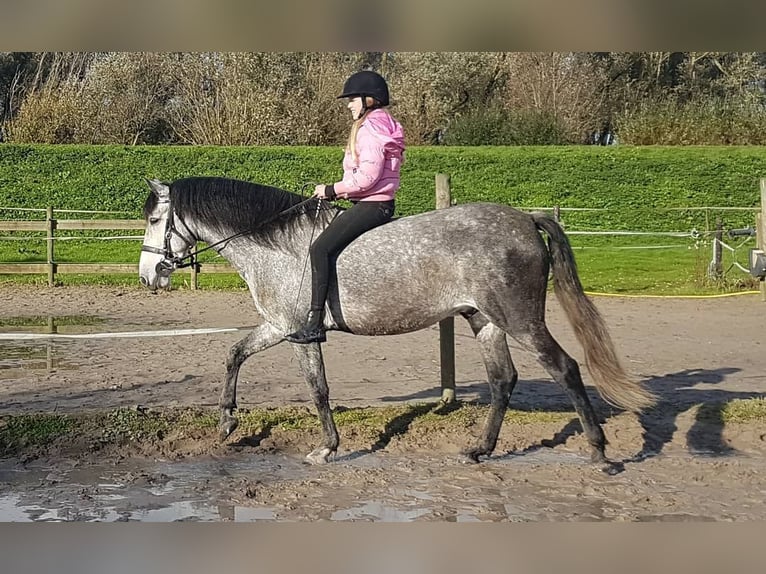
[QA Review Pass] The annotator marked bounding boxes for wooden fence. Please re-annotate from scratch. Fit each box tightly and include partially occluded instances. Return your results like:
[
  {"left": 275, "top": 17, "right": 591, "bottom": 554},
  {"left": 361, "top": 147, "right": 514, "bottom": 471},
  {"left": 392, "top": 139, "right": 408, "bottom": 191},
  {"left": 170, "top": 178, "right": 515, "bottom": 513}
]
[
  {"left": 0, "top": 206, "right": 233, "bottom": 289},
  {"left": 1, "top": 177, "right": 763, "bottom": 300}
]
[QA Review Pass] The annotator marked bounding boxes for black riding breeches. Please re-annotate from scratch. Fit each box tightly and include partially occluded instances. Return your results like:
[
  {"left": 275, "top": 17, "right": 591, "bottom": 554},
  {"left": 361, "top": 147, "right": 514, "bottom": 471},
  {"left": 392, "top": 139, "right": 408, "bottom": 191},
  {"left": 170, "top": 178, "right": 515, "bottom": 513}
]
[{"left": 309, "top": 200, "right": 395, "bottom": 311}]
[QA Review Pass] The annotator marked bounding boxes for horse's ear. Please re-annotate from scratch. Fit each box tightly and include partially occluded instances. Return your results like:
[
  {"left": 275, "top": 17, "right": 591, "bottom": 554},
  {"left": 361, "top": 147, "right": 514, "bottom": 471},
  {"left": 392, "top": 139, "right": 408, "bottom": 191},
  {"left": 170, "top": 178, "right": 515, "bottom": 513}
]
[{"left": 145, "top": 178, "right": 170, "bottom": 199}]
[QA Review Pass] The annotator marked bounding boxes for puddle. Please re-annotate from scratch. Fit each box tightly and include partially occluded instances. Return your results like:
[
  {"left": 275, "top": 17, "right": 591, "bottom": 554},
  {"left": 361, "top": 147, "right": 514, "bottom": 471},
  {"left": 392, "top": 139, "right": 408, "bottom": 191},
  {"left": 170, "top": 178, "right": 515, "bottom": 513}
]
[
  {"left": 494, "top": 449, "right": 588, "bottom": 465},
  {"left": 0, "top": 448, "right": 751, "bottom": 522},
  {"left": 0, "top": 316, "right": 99, "bottom": 372},
  {"left": 635, "top": 513, "right": 717, "bottom": 522},
  {"left": 0, "top": 494, "right": 268, "bottom": 522},
  {"left": 330, "top": 501, "right": 432, "bottom": 521},
  {"left": 0, "top": 452, "right": 547, "bottom": 523},
  {"left": 0, "top": 315, "right": 106, "bottom": 333},
  {"left": 0, "top": 455, "right": 289, "bottom": 522},
  {"left": 0, "top": 314, "right": 193, "bottom": 373},
  {"left": 0, "top": 314, "right": 199, "bottom": 337},
  {"left": 0, "top": 341, "right": 81, "bottom": 371}
]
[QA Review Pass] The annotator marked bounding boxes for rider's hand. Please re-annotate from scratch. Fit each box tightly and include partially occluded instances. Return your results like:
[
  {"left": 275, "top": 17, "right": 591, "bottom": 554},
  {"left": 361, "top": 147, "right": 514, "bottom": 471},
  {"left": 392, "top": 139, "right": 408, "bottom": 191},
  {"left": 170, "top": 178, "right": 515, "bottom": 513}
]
[{"left": 313, "top": 184, "right": 336, "bottom": 200}]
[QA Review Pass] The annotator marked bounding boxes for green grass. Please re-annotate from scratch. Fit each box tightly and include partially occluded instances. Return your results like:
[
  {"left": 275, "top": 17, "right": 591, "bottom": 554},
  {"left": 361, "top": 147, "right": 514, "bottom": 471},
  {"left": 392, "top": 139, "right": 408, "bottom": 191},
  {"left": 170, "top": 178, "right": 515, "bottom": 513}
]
[
  {"left": 0, "top": 235, "right": 220, "bottom": 264},
  {"left": 1, "top": 143, "right": 762, "bottom": 296},
  {"left": 721, "top": 398, "right": 766, "bottom": 424},
  {"left": 2, "top": 400, "right": 764, "bottom": 456},
  {"left": 569, "top": 235, "right": 760, "bottom": 295},
  {"left": 0, "top": 404, "right": 571, "bottom": 452},
  {"left": 0, "top": 144, "right": 762, "bottom": 231},
  {"left": 0, "top": 415, "right": 73, "bottom": 449}
]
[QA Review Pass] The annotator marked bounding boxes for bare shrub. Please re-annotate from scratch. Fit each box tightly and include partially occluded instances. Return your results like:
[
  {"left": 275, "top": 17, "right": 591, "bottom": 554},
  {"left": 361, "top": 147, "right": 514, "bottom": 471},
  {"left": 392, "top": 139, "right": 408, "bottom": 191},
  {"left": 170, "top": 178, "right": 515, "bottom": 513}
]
[
  {"left": 6, "top": 53, "right": 93, "bottom": 143},
  {"left": 166, "top": 53, "right": 358, "bottom": 146},
  {"left": 7, "top": 52, "right": 176, "bottom": 144},
  {"left": 501, "top": 52, "right": 608, "bottom": 143},
  {"left": 617, "top": 96, "right": 766, "bottom": 145},
  {"left": 78, "top": 53, "right": 177, "bottom": 144},
  {"left": 387, "top": 52, "right": 509, "bottom": 144},
  {"left": 5, "top": 52, "right": 765, "bottom": 146}
]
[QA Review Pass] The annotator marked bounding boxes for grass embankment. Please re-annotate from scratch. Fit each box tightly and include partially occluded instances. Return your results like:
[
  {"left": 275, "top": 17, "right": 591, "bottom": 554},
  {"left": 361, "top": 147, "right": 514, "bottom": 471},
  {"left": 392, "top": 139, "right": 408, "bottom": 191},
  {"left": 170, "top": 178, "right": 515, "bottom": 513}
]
[
  {"left": 2, "top": 399, "right": 765, "bottom": 458},
  {"left": 0, "top": 145, "right": 762, "bottom": 295}
]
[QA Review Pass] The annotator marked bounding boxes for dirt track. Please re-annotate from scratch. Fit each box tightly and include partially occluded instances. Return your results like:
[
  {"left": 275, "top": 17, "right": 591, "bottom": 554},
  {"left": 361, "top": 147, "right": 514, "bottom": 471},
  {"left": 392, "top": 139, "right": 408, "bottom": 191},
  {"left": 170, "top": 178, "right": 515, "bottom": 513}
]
[{"left": 0, "top": 285, "right": 765, "bottom": 521}]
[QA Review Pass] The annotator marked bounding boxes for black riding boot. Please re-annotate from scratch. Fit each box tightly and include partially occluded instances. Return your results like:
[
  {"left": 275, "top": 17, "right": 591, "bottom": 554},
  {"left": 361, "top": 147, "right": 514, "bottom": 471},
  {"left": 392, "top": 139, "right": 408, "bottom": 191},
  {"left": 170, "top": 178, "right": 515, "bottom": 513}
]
[{"left": 284, "top": 309, "right": 326, "bottom": 344}]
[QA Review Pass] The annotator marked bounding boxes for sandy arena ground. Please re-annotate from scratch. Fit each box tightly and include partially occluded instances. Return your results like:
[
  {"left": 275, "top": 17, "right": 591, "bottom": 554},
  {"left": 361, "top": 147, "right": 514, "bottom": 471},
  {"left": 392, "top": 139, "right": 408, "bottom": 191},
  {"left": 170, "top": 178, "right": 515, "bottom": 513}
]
[{"left": 0, "top": 285, "right": 764, "bottom": 522}]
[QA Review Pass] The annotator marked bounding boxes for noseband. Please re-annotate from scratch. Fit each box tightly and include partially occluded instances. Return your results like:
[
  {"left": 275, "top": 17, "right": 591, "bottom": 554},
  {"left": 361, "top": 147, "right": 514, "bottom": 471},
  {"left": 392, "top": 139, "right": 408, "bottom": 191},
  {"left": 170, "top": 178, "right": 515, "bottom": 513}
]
[{"left": 141, "top": 199, "right": 198, "bottom": 278}]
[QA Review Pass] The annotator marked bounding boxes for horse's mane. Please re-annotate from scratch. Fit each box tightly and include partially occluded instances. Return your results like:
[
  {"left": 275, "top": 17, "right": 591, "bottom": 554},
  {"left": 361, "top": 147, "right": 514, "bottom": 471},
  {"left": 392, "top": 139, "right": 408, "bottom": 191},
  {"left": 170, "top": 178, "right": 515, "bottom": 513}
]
[{"left": 144, "top": 177, "right": 327, "bottom": 247}]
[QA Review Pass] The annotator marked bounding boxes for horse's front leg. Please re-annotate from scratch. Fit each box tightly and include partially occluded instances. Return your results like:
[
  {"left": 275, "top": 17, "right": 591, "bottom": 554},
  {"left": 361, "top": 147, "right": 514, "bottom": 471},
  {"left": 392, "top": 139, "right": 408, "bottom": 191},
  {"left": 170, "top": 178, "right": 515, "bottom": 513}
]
[
  {"left": 219, "top": 323, "right": 284, "bottom": 441},
  {"left": 291, "top": 342, "right": 339, "bottom": 464}
]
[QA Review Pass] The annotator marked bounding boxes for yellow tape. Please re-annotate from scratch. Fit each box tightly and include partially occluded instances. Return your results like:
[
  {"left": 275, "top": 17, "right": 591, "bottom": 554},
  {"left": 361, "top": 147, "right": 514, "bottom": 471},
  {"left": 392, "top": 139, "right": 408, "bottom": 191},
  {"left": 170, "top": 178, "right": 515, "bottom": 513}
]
[{"left": 584, "top": 291, "right": 760, "bottom": 299}]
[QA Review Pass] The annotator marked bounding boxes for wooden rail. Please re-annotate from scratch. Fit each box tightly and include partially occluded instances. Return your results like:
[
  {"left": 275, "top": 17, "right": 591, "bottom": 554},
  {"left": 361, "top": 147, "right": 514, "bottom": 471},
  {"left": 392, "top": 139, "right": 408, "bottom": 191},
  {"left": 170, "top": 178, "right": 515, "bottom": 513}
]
[
  {"left": 0, "top": 219, "right": 145, "bottom": 231},
  {"left": 0, "top": 214, "right": 234, "bottom": 288}
]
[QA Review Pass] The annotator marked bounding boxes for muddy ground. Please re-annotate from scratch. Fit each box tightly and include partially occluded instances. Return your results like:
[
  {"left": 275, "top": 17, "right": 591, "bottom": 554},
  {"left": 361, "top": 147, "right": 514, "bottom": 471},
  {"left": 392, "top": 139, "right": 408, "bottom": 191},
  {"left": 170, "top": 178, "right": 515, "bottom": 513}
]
[{"left": 0, "top": 285, "right": 764, "bottom": 522}]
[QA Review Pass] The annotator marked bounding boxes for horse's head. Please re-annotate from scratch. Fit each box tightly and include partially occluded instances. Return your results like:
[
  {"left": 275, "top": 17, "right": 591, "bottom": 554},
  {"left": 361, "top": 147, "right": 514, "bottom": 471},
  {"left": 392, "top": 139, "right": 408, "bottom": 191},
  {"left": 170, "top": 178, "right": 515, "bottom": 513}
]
[{"left": 139, "top": 179, "right": 196, "bottom": 291}]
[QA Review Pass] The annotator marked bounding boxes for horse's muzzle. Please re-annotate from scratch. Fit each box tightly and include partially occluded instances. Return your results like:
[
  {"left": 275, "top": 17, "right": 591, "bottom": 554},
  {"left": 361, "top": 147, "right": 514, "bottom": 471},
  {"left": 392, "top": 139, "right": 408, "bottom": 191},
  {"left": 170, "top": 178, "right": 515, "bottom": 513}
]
[
  {"left": 139, "top": 272, "right": 171, "bottom": 292},
  {"left": 156, "top": 259, "right": 175, "bottom": 278}
]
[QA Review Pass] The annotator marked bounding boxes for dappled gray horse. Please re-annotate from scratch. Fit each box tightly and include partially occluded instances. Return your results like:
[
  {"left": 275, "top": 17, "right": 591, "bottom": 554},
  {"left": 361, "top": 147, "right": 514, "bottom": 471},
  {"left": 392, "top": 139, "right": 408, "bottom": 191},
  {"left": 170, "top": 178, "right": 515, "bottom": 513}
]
[{"left": 139, "top": 177, "right": 655, "bottom": 470}]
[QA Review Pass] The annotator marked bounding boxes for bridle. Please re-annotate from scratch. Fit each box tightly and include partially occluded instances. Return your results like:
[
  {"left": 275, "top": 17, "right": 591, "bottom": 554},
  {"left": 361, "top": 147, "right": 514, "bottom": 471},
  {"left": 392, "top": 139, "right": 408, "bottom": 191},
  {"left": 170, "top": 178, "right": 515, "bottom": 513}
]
[
  {"left": 141, "top": 188, "right": 329, "bottom": 279},
  {"left": 141, "top": 198, "right": 199, "bottom": 278}
]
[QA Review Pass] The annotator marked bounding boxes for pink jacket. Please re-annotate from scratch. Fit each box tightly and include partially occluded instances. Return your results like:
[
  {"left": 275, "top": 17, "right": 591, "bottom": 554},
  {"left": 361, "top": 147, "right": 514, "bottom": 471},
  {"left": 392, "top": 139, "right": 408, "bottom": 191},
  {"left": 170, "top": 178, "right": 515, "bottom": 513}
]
[{"left": 333, "top": 108, "right": 405, "bottom": 202}]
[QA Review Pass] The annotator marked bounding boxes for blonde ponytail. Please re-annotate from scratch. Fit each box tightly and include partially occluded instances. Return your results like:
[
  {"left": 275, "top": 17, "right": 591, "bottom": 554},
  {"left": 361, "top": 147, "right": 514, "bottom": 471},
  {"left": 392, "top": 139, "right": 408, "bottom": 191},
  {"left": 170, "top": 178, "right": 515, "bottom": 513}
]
[{"left": 346, "top": 96, "right": 377, "bottom": 163}]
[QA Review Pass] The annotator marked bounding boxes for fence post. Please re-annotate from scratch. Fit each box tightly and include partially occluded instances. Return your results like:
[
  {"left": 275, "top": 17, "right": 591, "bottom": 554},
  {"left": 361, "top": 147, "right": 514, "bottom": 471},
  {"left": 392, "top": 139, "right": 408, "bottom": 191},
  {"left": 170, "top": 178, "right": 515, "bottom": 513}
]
[
  {"left": 435, "top": 173, "right": 456, "bottom": 404},
  {"left": 46, "top": 206, "right": 56, "bottom": 287},
  {"left": 711, "top": 218, "right": 723, "bottom": 279},
  {"left": 760, "top": 179, "right": 766, "bottom": 301},
  {"left": 46, "top": 316, "right": 56, "bottom": 370}
]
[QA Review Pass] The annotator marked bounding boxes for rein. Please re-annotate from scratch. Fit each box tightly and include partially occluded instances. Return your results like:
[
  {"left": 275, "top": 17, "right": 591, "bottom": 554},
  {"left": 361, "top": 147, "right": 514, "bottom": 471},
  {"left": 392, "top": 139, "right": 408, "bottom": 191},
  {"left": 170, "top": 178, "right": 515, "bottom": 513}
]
[{"left": 143, "top": 184, "right": 327, "bottom": 277}]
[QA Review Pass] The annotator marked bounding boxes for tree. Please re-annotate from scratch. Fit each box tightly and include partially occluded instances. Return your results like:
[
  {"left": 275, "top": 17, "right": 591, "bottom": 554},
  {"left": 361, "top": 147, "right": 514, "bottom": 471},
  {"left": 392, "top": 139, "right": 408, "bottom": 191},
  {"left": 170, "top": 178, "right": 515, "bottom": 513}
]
[
  {"left": 3, "top": 52, "right": 766, "bottom": 146},
  {"left": 500, "top": 52, "right": 609, "bottom": 143},
  {"left": 165, "top": 52, "right": 360, "bottom": 146},
  {"left": 0, "top": 52, "right": 39, "bottom": 138}
]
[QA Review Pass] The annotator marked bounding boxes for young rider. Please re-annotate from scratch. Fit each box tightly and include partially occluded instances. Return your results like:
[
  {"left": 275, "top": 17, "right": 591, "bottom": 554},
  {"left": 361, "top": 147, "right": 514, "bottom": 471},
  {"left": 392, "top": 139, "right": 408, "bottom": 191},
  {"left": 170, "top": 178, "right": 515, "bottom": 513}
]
[{"left": 285, "top": 70, "right": 405, "bottom": 344}]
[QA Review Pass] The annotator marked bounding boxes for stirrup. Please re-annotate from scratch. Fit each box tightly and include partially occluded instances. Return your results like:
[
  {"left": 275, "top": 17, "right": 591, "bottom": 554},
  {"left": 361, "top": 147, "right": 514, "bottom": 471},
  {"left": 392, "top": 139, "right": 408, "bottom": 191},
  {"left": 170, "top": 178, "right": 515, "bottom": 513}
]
[{"left": 284, "top": 327, "right": 327, "bottom": 344}]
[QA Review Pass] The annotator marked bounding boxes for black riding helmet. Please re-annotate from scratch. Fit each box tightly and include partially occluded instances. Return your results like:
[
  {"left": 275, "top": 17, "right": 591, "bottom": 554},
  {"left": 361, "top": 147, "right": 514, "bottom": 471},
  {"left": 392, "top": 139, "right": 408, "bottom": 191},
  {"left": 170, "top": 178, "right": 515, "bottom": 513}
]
[{"left": 338, "top": 70, "right": 390, "bottom": 111}]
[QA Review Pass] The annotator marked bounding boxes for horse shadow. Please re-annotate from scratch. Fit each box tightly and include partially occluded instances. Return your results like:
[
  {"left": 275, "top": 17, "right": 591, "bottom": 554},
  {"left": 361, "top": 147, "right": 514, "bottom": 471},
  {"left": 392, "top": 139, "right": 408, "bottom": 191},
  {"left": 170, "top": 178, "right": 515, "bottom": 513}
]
[
  {"left": 379, "top": 367, "right": 763, "bottom": 463},
  {"left": 229, "top": 403, "right": 441, "bottom": 458},
  {"left": 334, "top": 403, "right": 439, "bottom": 461},
  {"left": 626, "top": 367, "right": 761, "bottom": 461}
]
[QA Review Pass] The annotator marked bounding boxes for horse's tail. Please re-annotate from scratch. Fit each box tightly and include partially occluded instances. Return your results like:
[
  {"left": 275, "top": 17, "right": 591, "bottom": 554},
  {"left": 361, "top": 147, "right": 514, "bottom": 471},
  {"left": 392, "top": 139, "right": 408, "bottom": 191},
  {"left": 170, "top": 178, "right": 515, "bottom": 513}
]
[{"left": 531, "top": 212, "right": 656, "bottom": 413}]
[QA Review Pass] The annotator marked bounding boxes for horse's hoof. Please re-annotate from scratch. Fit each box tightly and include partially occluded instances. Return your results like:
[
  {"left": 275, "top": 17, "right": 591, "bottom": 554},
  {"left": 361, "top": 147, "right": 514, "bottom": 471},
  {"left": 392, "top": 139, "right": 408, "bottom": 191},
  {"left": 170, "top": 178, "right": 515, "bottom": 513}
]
[
  {"left": 305, "top": 447, "right": 335, "bottom": 465},
  {"left": 599, "top": 460, "right": 624, "bottom": 476},
  {"left": 218, "top": 416, "right": 239, "bottom": 441},
  {"left": 459, "top": 449, "right": 483, "bottom": 464}
]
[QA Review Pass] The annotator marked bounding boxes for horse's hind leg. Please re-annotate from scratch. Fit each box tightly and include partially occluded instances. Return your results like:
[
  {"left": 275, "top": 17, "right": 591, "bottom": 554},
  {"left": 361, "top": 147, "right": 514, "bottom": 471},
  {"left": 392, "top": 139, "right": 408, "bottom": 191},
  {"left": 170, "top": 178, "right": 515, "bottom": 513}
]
[
  {"left": 462, "top": 312, "right": 518, "bottom": 462},
  {"left": 515, "top": 323, "right": 614, "bottom": 469},
  {"left": 219, "top": 323, "right": 283, "bottom": 441},
  {"left": 291, "top": 342, "right": 339, "bottom": 464}
]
